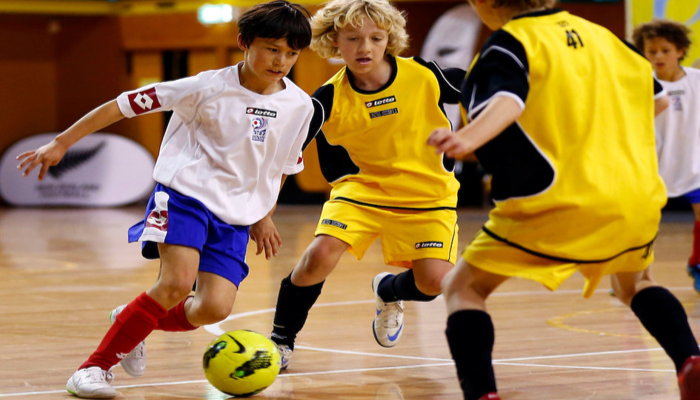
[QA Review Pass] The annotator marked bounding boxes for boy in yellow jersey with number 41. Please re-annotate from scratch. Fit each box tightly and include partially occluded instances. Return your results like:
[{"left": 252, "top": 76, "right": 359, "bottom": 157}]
[{"left": 428, "top": 0, "right": 700, "bottom": 399}]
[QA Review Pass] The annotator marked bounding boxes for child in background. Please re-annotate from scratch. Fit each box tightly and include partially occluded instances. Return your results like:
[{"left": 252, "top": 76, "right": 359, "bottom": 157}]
[
  {"left": 634, "top": 19, "right": 700, "bottom": 293},
  {"left": 17, "top": 1, "right": 314, "bottom": 398}
]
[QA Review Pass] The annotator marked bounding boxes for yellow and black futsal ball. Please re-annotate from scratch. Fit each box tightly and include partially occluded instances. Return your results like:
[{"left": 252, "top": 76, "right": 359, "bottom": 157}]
[{"left": 203, "top": 330, "right": 281, "bottom": 397}]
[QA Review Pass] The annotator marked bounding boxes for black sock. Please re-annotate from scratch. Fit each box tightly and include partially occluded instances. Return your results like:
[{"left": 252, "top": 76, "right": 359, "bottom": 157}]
[
  {"left": 445, "top": 310, "right": 497, "bottom": 400},
  {"left": 377, "top": 270, "right": 439, "bottom": 302},
  {"left": 631, "top": 286, "right": 700, "bottom": 372},
  {"left": 270, "top": 274, "right": 324, "bottom": 350}
]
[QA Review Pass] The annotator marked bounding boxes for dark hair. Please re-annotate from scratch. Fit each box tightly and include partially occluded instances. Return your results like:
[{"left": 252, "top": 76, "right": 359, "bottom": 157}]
[
  {"left": 238, "top": 1, "right": 312, "bottom": 50},
  {"left": 633, "top": 19, "right": 692, "bottom": 60}
]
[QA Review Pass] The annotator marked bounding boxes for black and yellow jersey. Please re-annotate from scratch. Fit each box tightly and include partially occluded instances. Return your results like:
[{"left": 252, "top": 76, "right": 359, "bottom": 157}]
[
  {"left": 463, "top": 8, "right": 667, "bottom": 262},
  {"left": 304, "top": 56, "right": 464, "bottom": 210}
]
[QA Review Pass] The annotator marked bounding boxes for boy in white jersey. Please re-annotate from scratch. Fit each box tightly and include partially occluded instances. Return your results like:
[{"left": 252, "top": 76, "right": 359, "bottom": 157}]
[
  {"left": 269, "top": 0, "right": 466, "bottom": 369},
  {"left": 634, "top": 20, "right": 700, "bottom": 294},
  {"left": 16, "top": 1, "right": 313, "bottom": 398}
]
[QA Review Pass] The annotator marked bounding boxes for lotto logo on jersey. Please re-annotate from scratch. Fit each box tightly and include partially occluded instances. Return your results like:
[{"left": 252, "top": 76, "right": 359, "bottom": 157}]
[
  {"left": 246, "top": 107, "right": 278, "bottom": 118},
  {"left": 365, "top": 96, "right": 396, "bottom": 108},
  {"left": 128, "top": 87, "right": 162, "bottom": 115},
  {"left": 415, "top": 241, "right": 443, "bottom": 249},
  {"left": 251, "top": 117, "right": 268, "bottom": 142}
]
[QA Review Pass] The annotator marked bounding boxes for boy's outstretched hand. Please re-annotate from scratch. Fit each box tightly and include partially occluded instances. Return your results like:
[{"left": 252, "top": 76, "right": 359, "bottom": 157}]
[
  {"left": 428, "top": 128, "right": 471, "bottom": 159},
  {"left": 16, "top": 139, "right": 69, "bottom": 181},
  {"left": 250, "top": 215, "right": 282, "bottom": 260}
]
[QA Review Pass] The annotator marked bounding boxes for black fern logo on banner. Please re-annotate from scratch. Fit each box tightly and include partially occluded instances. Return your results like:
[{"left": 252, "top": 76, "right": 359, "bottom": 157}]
[{"left": 48, "top": 142, "right": 106, "bottom": 179}]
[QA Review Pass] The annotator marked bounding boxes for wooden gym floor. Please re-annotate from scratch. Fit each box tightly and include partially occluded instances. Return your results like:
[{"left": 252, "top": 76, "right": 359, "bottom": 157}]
[{"left": 1, "top": 205, "right": 698, "bottom": 399}]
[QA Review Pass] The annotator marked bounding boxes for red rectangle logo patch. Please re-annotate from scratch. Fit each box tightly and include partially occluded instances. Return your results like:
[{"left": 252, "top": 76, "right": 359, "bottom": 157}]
[{"left": 128, "top": 87, "right": 162, "bottom": 115}]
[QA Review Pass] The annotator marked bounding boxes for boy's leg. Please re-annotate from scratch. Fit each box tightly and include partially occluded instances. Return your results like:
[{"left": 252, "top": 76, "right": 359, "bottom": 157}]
[
  {"left": 442, "top": 258, "right": 509, "bottom": 400},
  {"left": 612, "top": 270, "right": 700, "bottom": 373},
  {"left": 377, "top": 258, "right": 453, "bottom": 301},
  {"left": 372, "top": 259, "right": 452, "bottom": 347},
  {"left": 182, "top": 270, "right": 238, "bottom": 327},
  {"left": 687, "top": 202, "right": 700, "bottom": 293},
  {"left": 68, "top": 244, "right": 198, "bottom": 399},
  {"left": 270, "top": 235, "right": 348, "bottom": 361}
]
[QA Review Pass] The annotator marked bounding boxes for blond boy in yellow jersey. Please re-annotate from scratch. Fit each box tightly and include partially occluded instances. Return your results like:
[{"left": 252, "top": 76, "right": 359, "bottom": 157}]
[
  {"left": 427, "top": 0, "right": 700, "bottom": 399},
  {"left": 269, "top": 0, "right": 467, "bottom": 368}
]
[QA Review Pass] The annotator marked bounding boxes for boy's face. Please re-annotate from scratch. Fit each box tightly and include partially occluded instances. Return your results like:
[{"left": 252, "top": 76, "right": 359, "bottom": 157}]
[
  {"left": 643, "top": 37, "right": 684, "bottom": 76},
  {"left": 239, "top": 37, "right": 300, "bottom": 84},
  {"left": 333, "top": 18, "right": 389, "bottom": 75}
]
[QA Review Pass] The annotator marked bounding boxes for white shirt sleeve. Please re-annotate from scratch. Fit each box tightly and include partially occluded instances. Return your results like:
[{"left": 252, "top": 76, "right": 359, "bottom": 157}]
[
  {"left": 116, "top": 72, "right": 215, "bottom": 120},
  {"left": 283, "top": 104, "right": 314, "bottom": 175}
]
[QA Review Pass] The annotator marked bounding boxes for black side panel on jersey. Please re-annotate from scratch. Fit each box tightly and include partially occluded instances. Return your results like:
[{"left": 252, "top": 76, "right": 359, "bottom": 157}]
[
  {"left": 462, "top": 30, "right": 529, "bottom": 119},
  {"left": 303, "top": 84, "right": 334, "bottom": 151},
  {"left": 413, "top": 57, "right": 464, "bottom": 105},
  {"left": 310, "top": 84, "right": 360, "bottom": 183},
  {"left": 618, "top": 39, "right": 664, "bottom": 96},
  {"left": 412, "top": 57, "right": 463, "bottom": 172},
  {"left": 475, "top": 123, "right": 554, "bottom": 201},
  {"left": 316, "top": 132, "right": 360, "bottom": 183}
]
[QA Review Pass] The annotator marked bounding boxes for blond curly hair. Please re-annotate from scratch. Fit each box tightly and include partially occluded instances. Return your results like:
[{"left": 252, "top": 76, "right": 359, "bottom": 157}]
[{"left": 310, "top": 0, "right": 410, "bottom": 59}]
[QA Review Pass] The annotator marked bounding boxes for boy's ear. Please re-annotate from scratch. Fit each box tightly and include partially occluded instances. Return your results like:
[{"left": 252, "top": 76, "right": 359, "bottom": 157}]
[{"left": 237, "top": 34, "right": 249, "bottom": 51}]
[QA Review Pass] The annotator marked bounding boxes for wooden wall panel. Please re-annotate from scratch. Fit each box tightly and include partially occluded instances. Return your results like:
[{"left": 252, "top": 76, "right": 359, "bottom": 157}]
[
  {"left": 0, "top": 15, "right": 57, "bottom": 157},
  {"left": 127, "top": 52, "right": 164, "bottom": 158},
  {"left": 55, "top": 16, "right": 133, "bottom": 142},
  {"left": 189, "top": 49, "right": 218, "bottom": 75}
]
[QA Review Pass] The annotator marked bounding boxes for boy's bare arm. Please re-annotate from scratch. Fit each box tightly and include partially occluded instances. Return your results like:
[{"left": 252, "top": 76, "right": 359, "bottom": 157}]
[
  {"left": 17, "top": 100, "right": 124, "bottom": 180},
  {"left": 655, "top": 96, "right": 670, "bottom": 116},
  {"left": 250, "top": 174, "right": 288, "bottom": 259},
  {"left": 427, "top": 96, "right": 523, "bottom": 159}
]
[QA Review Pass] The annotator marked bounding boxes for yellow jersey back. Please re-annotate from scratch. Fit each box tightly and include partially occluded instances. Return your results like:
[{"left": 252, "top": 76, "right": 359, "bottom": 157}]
[{"left": 463, "top": 9, "right": 667, "bottom": 262}]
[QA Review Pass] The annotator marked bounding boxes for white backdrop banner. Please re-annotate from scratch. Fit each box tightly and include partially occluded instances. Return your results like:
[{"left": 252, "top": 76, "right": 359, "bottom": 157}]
[{"left": 0, "top": 133, "right": 155, "bottom": 207}]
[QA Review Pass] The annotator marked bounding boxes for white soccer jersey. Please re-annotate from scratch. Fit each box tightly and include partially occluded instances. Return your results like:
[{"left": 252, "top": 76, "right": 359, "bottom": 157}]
[
  {"left": 655, "top": 67, "right": 700, "bottom": 197},
  {"left": 116, "top": 64, "right": 313, "bottom": 226}
]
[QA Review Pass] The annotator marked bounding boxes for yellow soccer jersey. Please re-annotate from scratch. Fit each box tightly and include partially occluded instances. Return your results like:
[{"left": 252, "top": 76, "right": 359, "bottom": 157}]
[
  {"left": 462, "top": 9, "right": 667, "bottom": 262},
  {"left": 306, "top": 56, "right": 463, "bottom": 210}
]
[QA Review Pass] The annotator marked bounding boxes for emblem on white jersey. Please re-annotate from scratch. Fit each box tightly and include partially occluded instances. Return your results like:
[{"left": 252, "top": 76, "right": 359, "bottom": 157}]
[
  {"left": 251, "top": 117, "right": 269, "bottom": 143},
  {"left": 128, "top": 87, "right": 162, "bottom": 115}
]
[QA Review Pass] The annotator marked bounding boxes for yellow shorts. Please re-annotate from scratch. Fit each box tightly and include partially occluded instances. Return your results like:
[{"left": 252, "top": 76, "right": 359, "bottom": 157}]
[
  {"left": 463, "top": 230, "right": 654, "bottom": 298},
  {"left": 315, "top": 200, "right": 459, "bottom": 268}
]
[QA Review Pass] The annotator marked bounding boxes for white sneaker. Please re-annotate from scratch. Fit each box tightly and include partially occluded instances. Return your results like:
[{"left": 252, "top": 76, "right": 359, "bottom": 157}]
[
  {"left": 277, "top": 344, "right": 293, "bottom": 370},
  {"left": 66, "top": 367, "right": 117, "bottom": 399},
  {"left": 109, "top": 305, "right": 146, "bottom": 377},
  {"left": 372, "top": 273, "right": 404, "bottom": 348}
]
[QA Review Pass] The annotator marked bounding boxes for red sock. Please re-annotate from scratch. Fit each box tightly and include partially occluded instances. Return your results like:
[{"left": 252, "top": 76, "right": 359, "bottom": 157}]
[
  {"left": 156, "top": 296, "right": 198, "bottom": 332},
  {"left": 80, "top": 292, "right": 167, "bottom": 371},
  {"left": 690, "top": 221, "right": 700, "bottom": 266}
]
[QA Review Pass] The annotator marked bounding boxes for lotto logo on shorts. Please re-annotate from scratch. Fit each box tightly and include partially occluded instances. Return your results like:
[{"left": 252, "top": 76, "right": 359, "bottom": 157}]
[
  {"left": 128, "top": 87, "right": 161, "bottom": 115},
  {"left": 145, "top": 210, "right": 169, "bottom": 232},
  {"left": 321, "top": 219, "right": 347, "bottom": 230},
  {"left": 415, "top": 241, "right": 443, "bottom": 249}
]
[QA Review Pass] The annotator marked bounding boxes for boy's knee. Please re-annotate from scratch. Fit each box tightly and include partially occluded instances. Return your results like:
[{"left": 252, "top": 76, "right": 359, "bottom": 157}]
[
  {"left": 416, "top": 274, "right": 443, "bottom": 296},
  {"left": 192, "top": 303, "right": 232, "bottom": 325}
]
